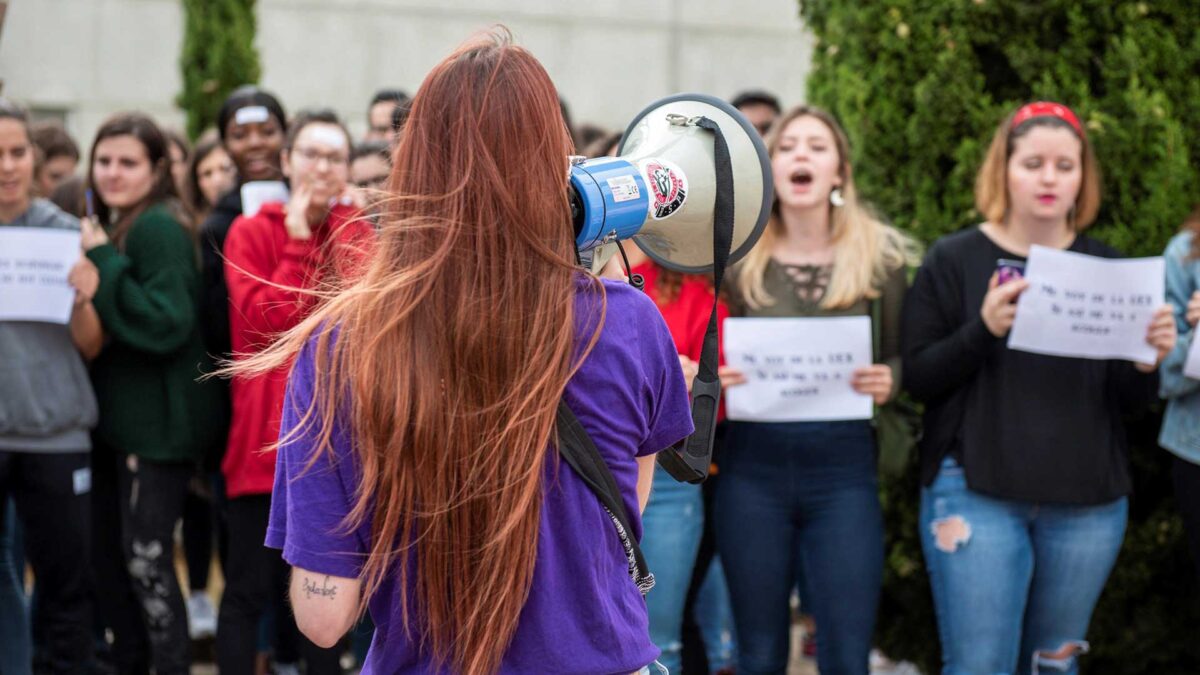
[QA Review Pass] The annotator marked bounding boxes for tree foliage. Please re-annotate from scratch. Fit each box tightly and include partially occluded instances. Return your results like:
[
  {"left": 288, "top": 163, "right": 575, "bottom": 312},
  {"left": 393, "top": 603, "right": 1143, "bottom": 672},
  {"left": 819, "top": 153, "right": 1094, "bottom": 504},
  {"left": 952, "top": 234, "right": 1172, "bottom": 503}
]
[
  {"left": 799, "top": 1, "right": 1200, "bottom": 671},
  {"left": 176, "top": 0, "right": 262, "bottom": 140}
]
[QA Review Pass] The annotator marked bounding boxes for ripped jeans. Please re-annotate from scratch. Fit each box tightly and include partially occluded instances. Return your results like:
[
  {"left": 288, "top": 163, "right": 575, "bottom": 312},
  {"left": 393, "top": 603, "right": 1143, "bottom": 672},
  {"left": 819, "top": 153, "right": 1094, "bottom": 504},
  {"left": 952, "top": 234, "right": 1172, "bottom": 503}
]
[{"left": 920, "top": 458, "right": 1127, "bottom": 675}]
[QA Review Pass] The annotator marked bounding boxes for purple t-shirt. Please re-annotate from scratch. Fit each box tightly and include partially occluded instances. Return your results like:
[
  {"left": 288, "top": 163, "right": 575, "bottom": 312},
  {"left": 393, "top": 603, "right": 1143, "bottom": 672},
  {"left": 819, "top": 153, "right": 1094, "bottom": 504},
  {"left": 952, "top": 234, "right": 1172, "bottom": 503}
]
[{"left": 265, "top": 278, "right": 694, "bottom": 674}]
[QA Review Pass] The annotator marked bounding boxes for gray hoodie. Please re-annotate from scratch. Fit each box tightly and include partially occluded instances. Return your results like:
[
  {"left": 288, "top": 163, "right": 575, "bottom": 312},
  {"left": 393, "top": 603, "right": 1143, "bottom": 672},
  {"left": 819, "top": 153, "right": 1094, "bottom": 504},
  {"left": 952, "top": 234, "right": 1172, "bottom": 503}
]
[{"left": 0, "top": 199, "right": 99, "bottom": 452}]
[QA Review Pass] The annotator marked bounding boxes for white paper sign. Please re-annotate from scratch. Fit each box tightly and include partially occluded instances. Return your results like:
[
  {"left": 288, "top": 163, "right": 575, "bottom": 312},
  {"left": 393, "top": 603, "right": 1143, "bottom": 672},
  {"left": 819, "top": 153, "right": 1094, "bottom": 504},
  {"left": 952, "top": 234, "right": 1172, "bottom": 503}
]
[
  {"left": 723, "top": 317, "right": 873, "bottom": 422},
  {"left": 0, "top": 228, "right": 82, "bottom": 324},
  {"left": 1185, "top": 335, "right": 1200, "bottom": 380},
  {"left": 240, "top": 181, "right": 290, "bottom": 218},
  {"left": 1008, "top": 245, "right": 1163, "bottom": 364}
]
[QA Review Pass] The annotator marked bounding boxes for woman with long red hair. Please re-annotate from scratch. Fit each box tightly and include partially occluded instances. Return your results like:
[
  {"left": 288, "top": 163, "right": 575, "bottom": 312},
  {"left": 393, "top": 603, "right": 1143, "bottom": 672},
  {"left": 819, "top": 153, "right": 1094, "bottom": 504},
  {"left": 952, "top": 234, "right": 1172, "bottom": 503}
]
[{"left": 247, "top": 31, "right": 692, "bottom": 674}]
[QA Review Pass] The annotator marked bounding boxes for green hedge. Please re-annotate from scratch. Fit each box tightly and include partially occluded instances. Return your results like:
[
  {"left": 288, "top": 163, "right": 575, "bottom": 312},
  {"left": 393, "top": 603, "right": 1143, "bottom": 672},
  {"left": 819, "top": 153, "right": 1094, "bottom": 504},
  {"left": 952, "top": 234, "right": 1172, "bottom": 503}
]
[
  {"left": 797, "top": 1, "right": 1200, "bottom": 672},
  {"left": 176, "top": 0, "right": 262, "bottom": 140}
]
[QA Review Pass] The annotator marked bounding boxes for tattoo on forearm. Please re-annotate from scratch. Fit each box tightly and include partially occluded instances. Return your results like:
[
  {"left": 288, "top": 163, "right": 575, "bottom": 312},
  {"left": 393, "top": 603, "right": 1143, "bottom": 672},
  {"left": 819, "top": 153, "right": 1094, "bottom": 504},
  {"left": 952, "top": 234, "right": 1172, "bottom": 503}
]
[{"left": 303, "top": 576, "right": 338, "bottom": 600}]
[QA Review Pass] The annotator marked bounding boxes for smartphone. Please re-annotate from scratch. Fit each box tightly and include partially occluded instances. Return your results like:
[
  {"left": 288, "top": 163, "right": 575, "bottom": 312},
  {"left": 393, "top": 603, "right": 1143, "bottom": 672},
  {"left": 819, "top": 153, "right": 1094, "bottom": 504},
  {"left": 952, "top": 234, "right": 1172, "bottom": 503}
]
[{"left": 996, "top": 258, "right": 1025, "bottom": 285}]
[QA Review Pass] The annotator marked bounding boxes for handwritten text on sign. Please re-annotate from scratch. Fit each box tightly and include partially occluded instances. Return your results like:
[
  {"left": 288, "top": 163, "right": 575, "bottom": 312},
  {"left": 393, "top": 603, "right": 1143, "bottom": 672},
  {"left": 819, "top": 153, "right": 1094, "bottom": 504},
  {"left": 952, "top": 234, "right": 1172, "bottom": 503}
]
[
  {"left": 0, "top": 228, "right": 81, "bottom": 324},
  {"left": 1008, "top": 245, "right": 1163, "bottom": 364},
  {"left": 723, "top": 316, "right": 873, "bottom": 422}
]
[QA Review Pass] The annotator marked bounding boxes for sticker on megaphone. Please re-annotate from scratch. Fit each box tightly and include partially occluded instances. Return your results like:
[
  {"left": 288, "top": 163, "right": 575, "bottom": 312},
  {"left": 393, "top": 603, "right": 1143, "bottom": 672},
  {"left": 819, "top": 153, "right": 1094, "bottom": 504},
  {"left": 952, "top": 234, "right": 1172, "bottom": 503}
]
[{"left": 640, "top": 158, "right": 689, "bottom": 220}]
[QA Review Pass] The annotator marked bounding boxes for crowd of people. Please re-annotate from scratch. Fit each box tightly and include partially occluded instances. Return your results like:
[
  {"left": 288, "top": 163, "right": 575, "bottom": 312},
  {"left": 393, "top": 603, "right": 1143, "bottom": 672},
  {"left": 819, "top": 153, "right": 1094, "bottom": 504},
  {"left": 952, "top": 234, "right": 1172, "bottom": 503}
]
[{"left": 1, "top": 28, "right": 1199, "bottom": 675}]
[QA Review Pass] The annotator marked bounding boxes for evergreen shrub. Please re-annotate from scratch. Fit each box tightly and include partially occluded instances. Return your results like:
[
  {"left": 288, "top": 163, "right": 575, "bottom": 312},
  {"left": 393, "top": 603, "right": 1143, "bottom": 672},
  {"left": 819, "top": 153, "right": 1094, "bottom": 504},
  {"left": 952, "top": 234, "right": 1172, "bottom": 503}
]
[
  {"left": 798, "top": 2, "right": 1200, "bottom": 672},
  {"left": 176, "top": 0, "right": 262, "bottom": 140}
]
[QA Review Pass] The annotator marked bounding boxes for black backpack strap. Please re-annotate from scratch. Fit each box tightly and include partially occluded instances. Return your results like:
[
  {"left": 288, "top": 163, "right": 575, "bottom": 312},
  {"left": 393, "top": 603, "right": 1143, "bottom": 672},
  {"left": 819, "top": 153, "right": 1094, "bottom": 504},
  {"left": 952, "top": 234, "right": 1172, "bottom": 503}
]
[{"left": 555, "top": 401, "right": 655, "bottom": 594}]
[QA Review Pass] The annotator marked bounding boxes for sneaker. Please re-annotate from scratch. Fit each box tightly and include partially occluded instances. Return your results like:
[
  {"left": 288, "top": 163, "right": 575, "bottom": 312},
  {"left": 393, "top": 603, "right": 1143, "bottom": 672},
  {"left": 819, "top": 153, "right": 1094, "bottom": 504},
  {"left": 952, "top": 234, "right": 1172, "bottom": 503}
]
[{"left": 187, "top": 593, "right": 218, "bottom": 640}]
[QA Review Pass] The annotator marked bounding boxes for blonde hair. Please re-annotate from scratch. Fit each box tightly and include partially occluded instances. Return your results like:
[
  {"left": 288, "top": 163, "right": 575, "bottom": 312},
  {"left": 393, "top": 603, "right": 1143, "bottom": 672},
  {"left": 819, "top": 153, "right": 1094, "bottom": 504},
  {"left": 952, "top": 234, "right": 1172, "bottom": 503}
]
[
  {"left": 974, "top": 110, "right": 1101, "bottom": 230},
  {"left": 737, "top": 106, "right": 919, "bottom": 310}
]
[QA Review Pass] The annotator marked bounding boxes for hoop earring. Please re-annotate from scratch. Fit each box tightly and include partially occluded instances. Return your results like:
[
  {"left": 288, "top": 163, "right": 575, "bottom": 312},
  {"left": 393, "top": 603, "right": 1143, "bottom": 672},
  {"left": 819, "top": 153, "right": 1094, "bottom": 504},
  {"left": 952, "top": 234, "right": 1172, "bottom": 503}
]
[{"left": 830, "top": 188, "right": 845, "bottom": 207}]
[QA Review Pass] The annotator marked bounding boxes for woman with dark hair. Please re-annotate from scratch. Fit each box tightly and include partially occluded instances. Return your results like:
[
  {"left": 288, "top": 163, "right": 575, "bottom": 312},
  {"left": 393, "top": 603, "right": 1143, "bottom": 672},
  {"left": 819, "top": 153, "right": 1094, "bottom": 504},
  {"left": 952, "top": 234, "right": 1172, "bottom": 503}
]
[
  {"left": 83, "top": 112, "right": 223, "bottom": 675},
  {"left": 164, "top": 129, "right": 191, "bottom": 199},
  {"left": 184, "top": 132, "right": 236, "bottom": 222},
  {"left": 901, "top": 102, "right": 1176, "bottom": 673},
  {"left": 239, "top": 31, "right": 691, "bottom": 674},
  {"left": 0, "top": 99, "right": 100, "bottom": 675},
  {"left": 217, "top": 109, "right": 373, "bottom": 675}
]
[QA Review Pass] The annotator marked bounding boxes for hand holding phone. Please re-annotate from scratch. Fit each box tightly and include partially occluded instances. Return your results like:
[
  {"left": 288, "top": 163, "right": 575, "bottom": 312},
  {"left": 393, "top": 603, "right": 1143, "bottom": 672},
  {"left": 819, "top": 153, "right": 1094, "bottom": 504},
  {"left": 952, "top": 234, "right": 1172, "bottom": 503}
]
[
  {"left": 996, "top": 258, "right": 1025, "bottom": 286},
  {"left": 981, "top": 261, "right": 1030, "bottom": 337}
]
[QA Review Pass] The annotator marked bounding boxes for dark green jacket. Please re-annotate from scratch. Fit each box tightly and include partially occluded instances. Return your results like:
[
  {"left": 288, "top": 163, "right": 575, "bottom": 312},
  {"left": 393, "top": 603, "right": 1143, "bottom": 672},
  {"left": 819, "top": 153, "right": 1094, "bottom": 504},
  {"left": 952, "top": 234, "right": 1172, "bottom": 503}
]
[{"left": 87, "top": 204, "right": 224, "bottom": 462}]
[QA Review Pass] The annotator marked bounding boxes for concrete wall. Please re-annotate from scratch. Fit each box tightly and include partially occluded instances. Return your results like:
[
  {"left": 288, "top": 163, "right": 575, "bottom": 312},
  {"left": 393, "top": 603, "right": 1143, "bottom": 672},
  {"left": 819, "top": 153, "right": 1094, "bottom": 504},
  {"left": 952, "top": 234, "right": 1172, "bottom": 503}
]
[{"left": 0, "top": 0, "right": 810, "bottom": 150}]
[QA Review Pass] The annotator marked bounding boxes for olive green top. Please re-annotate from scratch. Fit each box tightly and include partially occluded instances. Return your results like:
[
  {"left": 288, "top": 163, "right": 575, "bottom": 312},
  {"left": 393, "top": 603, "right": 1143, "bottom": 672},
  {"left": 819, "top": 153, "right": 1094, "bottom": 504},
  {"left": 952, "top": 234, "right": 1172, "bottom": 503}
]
[{"left": 730, "top": 259, "right": 908, "bottom": 397}]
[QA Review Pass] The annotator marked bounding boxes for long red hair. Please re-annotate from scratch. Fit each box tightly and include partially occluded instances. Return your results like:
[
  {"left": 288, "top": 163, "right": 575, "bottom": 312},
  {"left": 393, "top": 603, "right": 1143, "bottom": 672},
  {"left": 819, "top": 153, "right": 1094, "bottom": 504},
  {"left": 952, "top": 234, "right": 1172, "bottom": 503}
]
[{"left": 236, "top": 30, "right": 594, "bottom": 673}]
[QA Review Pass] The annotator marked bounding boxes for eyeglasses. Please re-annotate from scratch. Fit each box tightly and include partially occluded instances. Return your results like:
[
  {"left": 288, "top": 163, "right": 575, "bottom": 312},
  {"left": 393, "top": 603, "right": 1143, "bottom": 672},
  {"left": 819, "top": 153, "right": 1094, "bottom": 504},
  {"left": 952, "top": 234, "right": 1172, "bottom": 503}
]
[{"left": 293, "top": 145, "right": 349, "bottom": 167}]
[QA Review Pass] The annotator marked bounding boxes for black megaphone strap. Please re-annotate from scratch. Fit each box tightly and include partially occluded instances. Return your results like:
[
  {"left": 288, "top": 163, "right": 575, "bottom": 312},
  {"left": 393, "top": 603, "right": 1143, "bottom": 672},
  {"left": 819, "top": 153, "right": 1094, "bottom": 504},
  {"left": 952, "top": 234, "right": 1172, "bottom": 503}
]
[{"left": 656, "top": 116, "right": 734, "bottom": 484}]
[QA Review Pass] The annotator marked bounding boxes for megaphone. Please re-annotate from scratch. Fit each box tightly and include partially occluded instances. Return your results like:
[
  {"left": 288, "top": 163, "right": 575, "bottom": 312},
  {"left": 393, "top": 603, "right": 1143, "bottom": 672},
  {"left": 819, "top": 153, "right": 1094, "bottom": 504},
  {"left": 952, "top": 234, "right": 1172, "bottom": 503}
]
[
  {"left": 568, "top": 94, "right": 774, "bottom": 484},
  {"left": 569, "top": 93, "right": 773, "bottom": 273}
]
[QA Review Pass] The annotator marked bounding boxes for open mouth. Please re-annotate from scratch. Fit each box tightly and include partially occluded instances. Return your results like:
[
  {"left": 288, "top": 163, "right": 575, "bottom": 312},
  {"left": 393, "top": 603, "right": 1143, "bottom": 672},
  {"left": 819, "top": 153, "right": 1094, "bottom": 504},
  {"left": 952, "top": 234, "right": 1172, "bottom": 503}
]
[
  {"left": 790, "top": 168, "right": 814, "bottom": 187},
  {"left": 1037, "top": 194, "right": 1057, "bottom": 204}
]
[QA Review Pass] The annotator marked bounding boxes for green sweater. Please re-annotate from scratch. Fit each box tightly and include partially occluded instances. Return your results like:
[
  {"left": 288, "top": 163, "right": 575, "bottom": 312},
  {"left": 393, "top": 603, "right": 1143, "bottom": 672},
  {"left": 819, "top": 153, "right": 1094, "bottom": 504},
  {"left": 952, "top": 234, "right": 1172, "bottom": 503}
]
[{"left": 87, "top": 204, "right": 224, "bottom": 462}]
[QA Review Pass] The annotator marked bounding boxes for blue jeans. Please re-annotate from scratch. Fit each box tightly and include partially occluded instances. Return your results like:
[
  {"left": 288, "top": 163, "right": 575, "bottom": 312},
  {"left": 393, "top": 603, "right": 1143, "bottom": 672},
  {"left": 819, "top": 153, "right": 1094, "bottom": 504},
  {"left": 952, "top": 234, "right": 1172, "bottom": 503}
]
[
  {"left": 920, "top": 458, "right": 1127, "bottom": 675},
  {"left": 693, "top": 557, "right": 736, "bottom": 669},
  {"left": 716, "top": 420, "right": 883, "bottom": 675},
  {"left": 642, "top": 467, "right": 703, "bottom": 674}
]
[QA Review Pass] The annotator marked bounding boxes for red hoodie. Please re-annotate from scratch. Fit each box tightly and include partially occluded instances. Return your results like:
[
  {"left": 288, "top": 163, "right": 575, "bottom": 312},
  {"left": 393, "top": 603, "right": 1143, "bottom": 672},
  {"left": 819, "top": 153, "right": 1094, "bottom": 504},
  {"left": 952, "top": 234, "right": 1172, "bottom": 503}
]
[{"left": 222, "top": 202, "right": 373, "bottom": 498}]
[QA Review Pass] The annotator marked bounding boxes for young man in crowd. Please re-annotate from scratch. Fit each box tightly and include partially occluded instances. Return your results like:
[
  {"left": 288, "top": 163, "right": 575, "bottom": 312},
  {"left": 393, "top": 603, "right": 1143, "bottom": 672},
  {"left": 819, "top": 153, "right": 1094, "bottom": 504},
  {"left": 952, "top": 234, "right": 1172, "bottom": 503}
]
[
  {"left": 731, "top": 89, "right": 781, "bottom": 137},
  {"left": 363, "top": 88, "right": 409, "bottom": 143}
]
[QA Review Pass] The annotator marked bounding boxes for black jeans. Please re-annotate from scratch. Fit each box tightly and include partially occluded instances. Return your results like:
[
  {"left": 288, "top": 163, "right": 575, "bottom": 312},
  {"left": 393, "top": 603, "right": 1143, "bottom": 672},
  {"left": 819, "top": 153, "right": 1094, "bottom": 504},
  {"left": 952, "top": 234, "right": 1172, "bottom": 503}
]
[
  {"left": 216, "top": 495, "right": 342, "bottom": 675},
  {"left": 0, "top": 450, "right": 92, "bottom": 674},
  {"left": 93, "top": 442, "right": 192, "bottom": 675},
  {"left": 182, "top": 480, "right": 214, "bottom": 591},
  {"left": 1173, "top": 454, "right": 1200, "bottom": 584}
]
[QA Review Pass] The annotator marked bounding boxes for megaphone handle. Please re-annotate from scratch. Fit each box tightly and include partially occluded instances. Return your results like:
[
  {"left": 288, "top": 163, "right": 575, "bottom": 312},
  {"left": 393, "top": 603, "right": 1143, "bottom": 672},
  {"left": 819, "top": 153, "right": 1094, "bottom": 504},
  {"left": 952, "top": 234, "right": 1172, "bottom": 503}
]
[{"left": 657, "top": 116, "right": 735, "bottom": 484}]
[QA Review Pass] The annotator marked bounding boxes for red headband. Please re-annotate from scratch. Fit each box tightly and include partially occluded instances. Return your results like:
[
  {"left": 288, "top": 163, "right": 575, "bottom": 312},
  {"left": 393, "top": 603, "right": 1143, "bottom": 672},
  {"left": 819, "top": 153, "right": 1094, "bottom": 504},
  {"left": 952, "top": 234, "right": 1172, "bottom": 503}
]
[{"left": 1011, "top": 101, "right": 1083, "bottom": 135}]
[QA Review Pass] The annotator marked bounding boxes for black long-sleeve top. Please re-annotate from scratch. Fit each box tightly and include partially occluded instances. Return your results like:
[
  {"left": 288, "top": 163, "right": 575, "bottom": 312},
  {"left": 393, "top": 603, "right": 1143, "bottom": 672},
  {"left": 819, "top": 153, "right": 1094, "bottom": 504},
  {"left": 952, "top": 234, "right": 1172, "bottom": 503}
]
[
  {"left": 900, "top": 228, "right": 1159, "bottom": 505},
  {"left": 198, "top": 186, "right": 243, "bottom": 359}
]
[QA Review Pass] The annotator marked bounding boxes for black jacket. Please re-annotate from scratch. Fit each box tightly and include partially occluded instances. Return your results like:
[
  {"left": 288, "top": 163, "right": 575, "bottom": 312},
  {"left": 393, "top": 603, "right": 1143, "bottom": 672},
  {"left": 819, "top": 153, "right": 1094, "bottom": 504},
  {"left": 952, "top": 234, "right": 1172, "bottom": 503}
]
[{"left": 199, "top": 186, "right": 243, "bottom": 359}]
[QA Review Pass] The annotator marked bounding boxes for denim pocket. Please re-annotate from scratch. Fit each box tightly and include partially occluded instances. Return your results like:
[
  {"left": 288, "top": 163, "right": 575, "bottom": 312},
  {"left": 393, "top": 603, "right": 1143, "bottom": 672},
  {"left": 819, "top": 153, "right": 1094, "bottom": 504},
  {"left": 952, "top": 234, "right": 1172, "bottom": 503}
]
[{"left": 928, "top": 456, "right": 966, "bottom": 496}]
